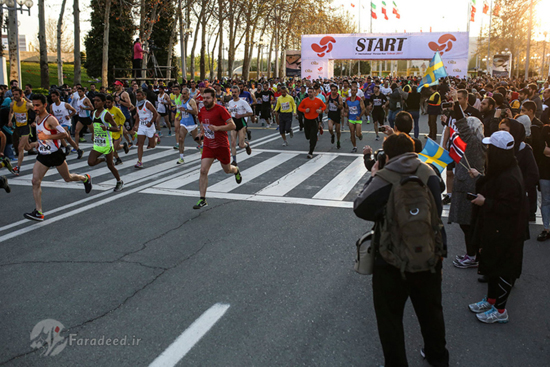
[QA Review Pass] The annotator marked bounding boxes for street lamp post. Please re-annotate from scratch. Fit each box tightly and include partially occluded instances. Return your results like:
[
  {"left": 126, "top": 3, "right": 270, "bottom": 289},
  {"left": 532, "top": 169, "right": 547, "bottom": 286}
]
[{"left": 1, "top": 0, "right": 33, "bottom": 86}]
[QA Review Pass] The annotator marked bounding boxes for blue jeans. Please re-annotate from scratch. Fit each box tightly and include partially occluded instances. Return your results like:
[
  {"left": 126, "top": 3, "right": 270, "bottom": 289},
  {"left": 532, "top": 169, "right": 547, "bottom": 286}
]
[
  {"left": 540, "top": 179, "right": 550, "bottom": 229},
  {"left": 388, "top": 109, "right": 401, "bottom": 128},
  {"left": 408, "top": 110, "right": 420, "bottom": 138}
]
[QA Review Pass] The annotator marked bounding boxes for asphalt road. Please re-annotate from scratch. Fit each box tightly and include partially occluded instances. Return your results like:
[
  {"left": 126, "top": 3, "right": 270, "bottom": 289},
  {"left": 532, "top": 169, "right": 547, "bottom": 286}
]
[{"left": 0, "top": 114, "right": 549, "bottom": 367}]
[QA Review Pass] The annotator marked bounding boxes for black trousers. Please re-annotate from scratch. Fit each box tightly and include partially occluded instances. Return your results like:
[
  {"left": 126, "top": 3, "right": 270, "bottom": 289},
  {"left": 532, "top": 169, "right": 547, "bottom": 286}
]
[
  {"left": 372, "top": 262, "right": 449, "bottom": 367},
  {"left": 459, "top": 224, "right": 476, "bottom": 257},
  {"left": 428, "top": 114, "right": 438, "bottom": 141},
  {"left": 303, "top": 118, "right": 318, "bottom": 155},
  {"left": 297, "top": 111, "right": 304, "bottom": 130},
  {"left": 487, "top": 275, "right": 514, "bottom": 310},
  {"left": 133, "top": 58, "right": 143, "bottom": 78}
]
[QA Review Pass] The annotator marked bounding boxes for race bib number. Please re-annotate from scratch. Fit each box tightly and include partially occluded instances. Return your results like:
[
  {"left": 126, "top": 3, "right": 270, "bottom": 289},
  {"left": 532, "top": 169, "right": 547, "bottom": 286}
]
[
  {"left": 396, "top": 102, "right": 401, "bottom": 109},
  {"left": 281, "top": 102, "right": 290, "bottom": 111},
  {"left": 94, "top": 136, "right": 107, "bottom": 147},
  {"left": 262, "top": 95, "right": 270, "bottom": 102},
  {"left": 349, "top": 106, "right": 358, "bottom": 115},
  {"left": 140, "top": 118, "right": 150, "bottom": 126},
  {"left": 38, "top": 142, "right": 52, "bottom": 154},
  {"left": 203, "top": 124, "right": 215, "bottom": 139},
  {"left": 15, "top": 112, "right": 27, "bottom": 126},
  {"left": 329, "top": 102, "right": 338, "bottom": 112},
  {"left": 374, "top": 99, "right": 382, "bottom": 106}
]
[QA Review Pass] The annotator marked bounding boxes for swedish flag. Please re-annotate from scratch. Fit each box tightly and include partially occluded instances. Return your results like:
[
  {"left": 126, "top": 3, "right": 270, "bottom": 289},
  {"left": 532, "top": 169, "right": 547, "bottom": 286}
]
[
  {"left": 417, "top": 52, "right": 448, "bottom": 92},
  {"left": 418, "top": 138, "right": 453, "bottom": 173}
]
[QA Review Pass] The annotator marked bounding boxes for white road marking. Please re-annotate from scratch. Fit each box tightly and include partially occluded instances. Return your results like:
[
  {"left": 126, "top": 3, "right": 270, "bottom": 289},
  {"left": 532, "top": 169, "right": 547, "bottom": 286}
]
[
  {"left": 149, "top": 303, "right": 230, "bottom": 367},
  {"left": 256, "top": 154, "right": 337, "bottom": 197},
  {"left": 313, "top": 157, "right": 367, "bottom": 201},
  {"left": 209, "top": 153, "right": 298, "bottom": 193}
]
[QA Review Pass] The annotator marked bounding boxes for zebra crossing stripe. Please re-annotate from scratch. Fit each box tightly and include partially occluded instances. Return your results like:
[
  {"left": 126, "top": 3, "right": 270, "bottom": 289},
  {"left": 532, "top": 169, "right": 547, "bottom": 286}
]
[{"left": 312, "top": 157, "right": 367, "bottom": 201}]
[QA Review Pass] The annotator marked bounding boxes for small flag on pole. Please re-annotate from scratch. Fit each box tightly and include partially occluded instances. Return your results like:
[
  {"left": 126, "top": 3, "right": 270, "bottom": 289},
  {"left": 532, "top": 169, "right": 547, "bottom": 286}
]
[
  {"left": 482, "top": 1, "right": 489, "bottom": 14},
  {"left": 417, "top": 52, "right": 448, "bottom": 92},
  {"left": 371, "top": 2, "right": 378, "bottom": 19},
  {"left": 494, "top": 4, "right": 500, "bottom": 16},
  {"left": 381, "top": 1, "right": 389, "bottom": 20},
  {"left": 351, "top": 3, "right": 355, "bottom": 7},
  {"left": 392, "top": 1, "right": 400, "bottom": 18},
  {"left": 418, "top": 139, "right": 454, "bottom": 173}
]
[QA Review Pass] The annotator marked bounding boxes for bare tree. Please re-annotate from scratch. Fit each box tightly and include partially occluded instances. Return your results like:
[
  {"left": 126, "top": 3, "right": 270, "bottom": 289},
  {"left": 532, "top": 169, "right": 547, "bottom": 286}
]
[
  {"left": 102, "top": 0, "right": 112, "bottom": 87},
  {"left": 74, "top": 0, "right": 81, "bottom": 84},
  {"left": 8, "top": 8, "right": 18, "bottom": 82},
  {"left": 38, "top": 0, "right": 50, "bottom": 89},
  {"left": 57, "top": 0, "right": 68, "bottom": 86}
]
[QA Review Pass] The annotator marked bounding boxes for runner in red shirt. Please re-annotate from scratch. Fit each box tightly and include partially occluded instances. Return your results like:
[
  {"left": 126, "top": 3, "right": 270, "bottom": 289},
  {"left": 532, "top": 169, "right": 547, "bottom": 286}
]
[{"left": 193, "top": 88, "right": 242, "bottom": 209}]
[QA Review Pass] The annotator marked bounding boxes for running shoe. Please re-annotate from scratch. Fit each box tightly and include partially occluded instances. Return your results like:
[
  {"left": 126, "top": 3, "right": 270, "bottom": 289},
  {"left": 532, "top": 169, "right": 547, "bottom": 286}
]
[
  {"left": 83, "top": 174, "right": 92, "bottom": 194},
  {"left": 469, "top": 297, "right": 493, "bottom": 313},
  {"left": 453, "top": 255, "right": 478, "bottom": 269},
  {"left": 247, "top": 129, "right": 252, "bottom": 141},
  {"left": 442, "top": 194, "right": 452, "bottom": 205},
  {"left": 351, "top": 147, "right": 358, "bottom": 153},
  {"left": 177, "top": 158, "right": 185, "bottom": 164},
  {"left": 319, "top": 126, "right": 324, "bottom": 135},
  {"left": 128, "top": 142, "right": 133, "bottom": 148},
  {"left": 133, "top": 132, "right": 138, "bottom": 140},
  {"left": 113, "top": 181, "right": 124, "bottom": 192},
  {"left": 537, "top": 230, "right": 550, "bottom": 241},
  {"left": 193, "top": 198, "right": 208, "bottom": 209},
  {"left": 12, "top": 166, "right": 20, "bottom": 176},
  {"left": 173, "top": 144, "right": 179, "bottom": 150},
  {"left": 65, "top": 146, "right": 71, "bottom": 156},
  {"left": 168, "top": 130, "right": 172, "bottom": 136},
  {"left": 331, "top": 134, "right": 335, "bottom": 144},
  {"left": 3, "top": 158, "right": 15, "bottom": 174},
  {"left": 307, "top": 154, "right": 313, "bottom": 159},
  {"left": 289, "top": 129, "right": 293, "bottom": 138},
  {"left": 476, "top": 307, "right": 509, "bottom": 324},
  {"left": 231, "top": 160, "right": 238, "bottom": 167},
  {"left": 24, "top": 209, "right": 44, "bottom": 221},
  {"left": 115, "top": 158, "right": 123, "bottom": 166},
  {"left": 158, "top": 131, "right": 163, "bottom": 137},
  {"left": 245, "top": 142, "right": 252, "bottom": 155},
  {"left": 71, "top": 148, "right": 77, "bottom": 153},
  {"left": 123, "top": 142, "right": 129, "bottom": 154},
  {"left": 276, "top": 126, "right": 279, "bottom": 131},
  {"left": 77, "top": 149, "right": 84, "bottom": 159},
  {"left": 155, "top": 133, "right": 161, "bottom": 144},
  {"left": 375, "top": 136, "right": 380, "bottom": 141},
  {"left": 337, "top": 141, "right": 341, "bottom": 149},
  {"left": 0, "top": 175, "right": 10, "bottom": 193},
  {"left": 134, "top": 161, "right": 143, "bottom": 169},
  {"left": 79, "top": 137, "right": 86, "bottom": 143},
  {"left": 235, "top": 168, "right": 242, "bottom": 184},
  {"left": 282, "top": 141, "right": 288, "bottom": 146},
  {"left": 358, "top": 134, "right": 363, "bottom": 141}
]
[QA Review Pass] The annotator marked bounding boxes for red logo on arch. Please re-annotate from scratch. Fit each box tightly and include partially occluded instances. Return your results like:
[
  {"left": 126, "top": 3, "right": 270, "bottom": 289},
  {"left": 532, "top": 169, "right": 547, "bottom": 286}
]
[
  {"left": 428, "top": 34, "right": 457, "bottom": 56},
  {"left": 311, "top": 36, "right": 336, "bottom": 57}
]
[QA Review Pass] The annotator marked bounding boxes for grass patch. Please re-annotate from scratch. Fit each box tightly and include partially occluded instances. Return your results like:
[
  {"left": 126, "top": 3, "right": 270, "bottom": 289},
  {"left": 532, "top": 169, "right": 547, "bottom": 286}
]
[{"left": 10, "top": 62, "right": 96, "bottom": 89}]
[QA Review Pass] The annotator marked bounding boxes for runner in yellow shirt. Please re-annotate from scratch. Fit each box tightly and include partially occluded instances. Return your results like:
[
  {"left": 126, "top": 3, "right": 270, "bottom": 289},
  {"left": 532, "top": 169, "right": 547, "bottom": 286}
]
[
  {"left": 105, "top": 95, "right": 130, "bottom": 165},
  {"left": 273, "top": 86, "right": 296, "bottom": 146}
]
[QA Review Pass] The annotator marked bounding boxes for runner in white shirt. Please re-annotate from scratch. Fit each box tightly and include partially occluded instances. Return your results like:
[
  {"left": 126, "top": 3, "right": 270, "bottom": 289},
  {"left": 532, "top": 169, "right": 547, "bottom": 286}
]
[
  {"left": 131, "top": 89, "right": 159, "bottom": 168},
  {"left": 226, "top": 86, "right": 252, "bottom": 166},
  {"left": 156, "top": 88, "right": 172, "bottom": 136},
  {"left": 49, "top": 90, "right": 81, "bottom": 158}
]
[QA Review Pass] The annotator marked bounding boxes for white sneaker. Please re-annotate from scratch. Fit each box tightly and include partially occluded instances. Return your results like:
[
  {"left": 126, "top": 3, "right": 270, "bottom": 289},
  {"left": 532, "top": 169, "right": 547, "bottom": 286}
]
[
  {"left": 476, "top": 307, "right": 509, "bottom": 323},
  {"left": 282, "top": 141, "right": 288, "bottom": 146},
  {"left": 469, "top": 297, "right": 493, "bottom": 313}
]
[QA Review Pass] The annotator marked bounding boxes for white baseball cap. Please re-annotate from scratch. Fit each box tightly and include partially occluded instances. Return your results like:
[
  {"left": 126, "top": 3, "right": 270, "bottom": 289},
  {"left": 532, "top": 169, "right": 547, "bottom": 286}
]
[{"left": 482, "top": 131, "right": 515, "bottom": 150}]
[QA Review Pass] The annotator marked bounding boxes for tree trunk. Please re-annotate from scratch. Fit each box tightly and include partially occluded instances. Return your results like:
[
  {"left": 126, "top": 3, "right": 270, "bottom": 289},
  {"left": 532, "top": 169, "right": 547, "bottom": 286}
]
[
  {"left": 101, "top": 0, "right": 111, "bottom": 87},
  {"left": 141, "top": 2, "right": 159, "bottom": 81},
  {"left": 227, "top": 0, "right": 235, "bottom": 79},
  {"left": 200, "top": 18, "right": 206, "bottom": 80},
  {"left": 73, "top": 0, "right": 81, "bottom": 84},
  {"left": 139, "top": 0, "right": 146, "bottom": 39},
  {"left": 38, "top": 0, "right": 50, "bottom": 89},
  {"left": 166, "top": 17, "right": 177, "bottom": 80},
  {"left": 209, "top": 33, "right": 218, "bottom": 81},
  {"left": 242, "top": 29, "right": 251, "bottom": 80},
  {"left": 217, "top": 0, "right": 223, "bottom": 80},
  {"left": 267, "top": 36, "right": 273, "bottom": 79},
  {"left": 189, "top": 9, "right": 201, "bottom": 81},
  {"left": 8, "top": 8, "right": 18, "bottom": 82},
  {"left": 57, "top": 0, "right": 67, "bottom": 86}
]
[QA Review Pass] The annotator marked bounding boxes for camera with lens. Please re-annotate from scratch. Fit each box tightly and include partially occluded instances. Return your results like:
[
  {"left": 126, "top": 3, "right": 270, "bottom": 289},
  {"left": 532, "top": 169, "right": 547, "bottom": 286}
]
[
  {"left": 375, "top": 149, "right": 386, "bottom": 169},
  {"left": 440, "top": 102, "right": 454, "bottom": 126}
]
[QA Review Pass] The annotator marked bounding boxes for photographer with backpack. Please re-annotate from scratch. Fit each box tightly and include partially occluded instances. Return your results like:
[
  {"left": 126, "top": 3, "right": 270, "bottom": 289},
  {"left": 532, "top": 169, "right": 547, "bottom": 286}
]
[{"left": 354, "top": 133, "right": 449, "bottom": 367}]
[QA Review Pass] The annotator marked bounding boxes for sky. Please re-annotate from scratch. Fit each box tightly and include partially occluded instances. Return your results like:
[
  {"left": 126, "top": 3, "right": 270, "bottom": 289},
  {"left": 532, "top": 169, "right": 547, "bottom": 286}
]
[{"left": 18, "top": 0, "right": 550, "bottom": 58}]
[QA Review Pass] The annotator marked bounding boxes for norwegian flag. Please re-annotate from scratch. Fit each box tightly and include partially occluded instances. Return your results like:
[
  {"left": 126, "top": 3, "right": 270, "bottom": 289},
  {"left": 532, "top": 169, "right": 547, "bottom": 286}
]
[{"left": 448, "top": 120, "right": 467, "bottom": 163}]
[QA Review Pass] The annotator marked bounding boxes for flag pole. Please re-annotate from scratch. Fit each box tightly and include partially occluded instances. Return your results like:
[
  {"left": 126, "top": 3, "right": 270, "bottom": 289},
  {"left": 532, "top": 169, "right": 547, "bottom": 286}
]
[
  {"left": 487, "top": 0, "right": 493, "bottom": 75},
  {"left": 358, "top": 1, "right": 361, "bottom": 76},
  {"left": 466, "top": 1, "right": 471, "bottom": 33}
]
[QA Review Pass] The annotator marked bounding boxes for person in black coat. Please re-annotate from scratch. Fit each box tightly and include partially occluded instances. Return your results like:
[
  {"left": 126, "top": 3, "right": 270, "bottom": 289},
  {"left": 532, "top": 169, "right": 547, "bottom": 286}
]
[
  {"left": 467, "top": 131, "right": 528, "bottom": 324},
  {"left": 498, "top": 118, "right": 539, "bottom": 222}
]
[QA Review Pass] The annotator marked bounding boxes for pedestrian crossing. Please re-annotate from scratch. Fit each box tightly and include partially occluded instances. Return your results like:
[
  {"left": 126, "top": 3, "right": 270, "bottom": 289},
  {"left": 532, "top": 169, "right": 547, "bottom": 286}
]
[{"left": 5, "top": 141, "right": 371, "bottom": 208}]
